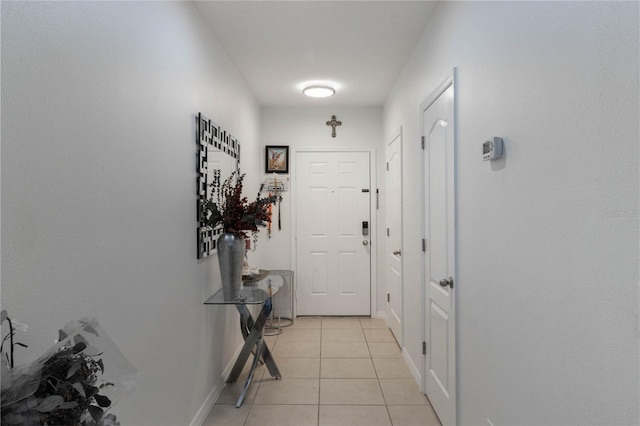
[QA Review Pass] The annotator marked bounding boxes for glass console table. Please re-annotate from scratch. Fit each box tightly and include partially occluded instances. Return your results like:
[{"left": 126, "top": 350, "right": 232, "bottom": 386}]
[{"left": 204, "top": 274, "right": 283, "bottom": 407}]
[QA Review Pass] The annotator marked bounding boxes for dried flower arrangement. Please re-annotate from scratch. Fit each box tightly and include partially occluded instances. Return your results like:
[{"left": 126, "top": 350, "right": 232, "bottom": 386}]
[{"left": 204, "top": 171, "right": 277, "bottom": 249}]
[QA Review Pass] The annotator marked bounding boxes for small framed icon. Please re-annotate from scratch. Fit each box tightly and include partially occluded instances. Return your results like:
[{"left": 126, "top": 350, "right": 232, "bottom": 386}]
[{"left": 265, "top": 145, "right": 289, "bottom": 174}]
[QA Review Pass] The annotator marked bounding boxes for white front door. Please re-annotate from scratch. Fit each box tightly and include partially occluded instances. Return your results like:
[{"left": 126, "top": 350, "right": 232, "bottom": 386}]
[
  {"left": 296, "top": 151, "right": 371, "bottom": 316},
  {"left": 422, "top": 72, "right": 457, "bottom": 426},
  {"left": 386, "top": 130, "right": 403, "bottom": 343}
]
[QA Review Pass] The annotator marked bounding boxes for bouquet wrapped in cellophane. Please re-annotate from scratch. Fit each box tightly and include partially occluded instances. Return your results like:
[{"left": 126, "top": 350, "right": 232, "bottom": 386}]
[{"left": 1, "top": 317, "right": 138, "bottom": 426}]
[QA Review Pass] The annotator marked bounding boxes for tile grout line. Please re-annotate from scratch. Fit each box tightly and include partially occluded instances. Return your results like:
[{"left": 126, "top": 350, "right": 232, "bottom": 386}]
[
  {"left": 366, "top": 322, "right": 396, "bottom": 426},
  {"left": 367, "top": 322, "right": 395, "bottom": 426}
]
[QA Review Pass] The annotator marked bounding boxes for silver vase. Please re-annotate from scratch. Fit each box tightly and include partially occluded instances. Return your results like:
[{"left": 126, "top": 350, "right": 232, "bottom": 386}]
[{"left": 217, "top": 233, "right": 245, "bottom": 300}]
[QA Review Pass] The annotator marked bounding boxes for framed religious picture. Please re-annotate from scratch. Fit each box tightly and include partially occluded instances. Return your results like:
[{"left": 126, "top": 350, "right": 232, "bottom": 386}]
[{"left": 265, "top": 145, "right": 289, "bottom": 174}]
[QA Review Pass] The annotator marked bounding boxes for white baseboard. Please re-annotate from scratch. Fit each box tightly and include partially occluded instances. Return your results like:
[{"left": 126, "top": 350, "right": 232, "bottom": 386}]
[
  {"left": 374, "top": 310, "right": 388, "bottom": 321},
  {"left": 190, "top": 343, "right": 243, "bottom": 426},
  {"left": 403, "top": 346, "right": 422, "bottom": 391}
]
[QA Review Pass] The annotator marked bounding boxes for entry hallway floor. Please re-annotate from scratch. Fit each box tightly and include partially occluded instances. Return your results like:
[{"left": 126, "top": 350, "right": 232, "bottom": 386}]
[{"left": 203, "top": 317, "right": 441, "bottom": 426}]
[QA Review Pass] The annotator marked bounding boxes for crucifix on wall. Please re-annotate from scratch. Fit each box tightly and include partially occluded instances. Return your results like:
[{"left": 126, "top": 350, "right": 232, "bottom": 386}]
[{"left": 325, "top": 115, "right": 342, "bottom": 138}]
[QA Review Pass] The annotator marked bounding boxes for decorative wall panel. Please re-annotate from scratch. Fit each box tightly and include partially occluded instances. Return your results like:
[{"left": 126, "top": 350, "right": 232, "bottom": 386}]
[{"left": 196, "top": 113, "right": 240, "bottom": 259}]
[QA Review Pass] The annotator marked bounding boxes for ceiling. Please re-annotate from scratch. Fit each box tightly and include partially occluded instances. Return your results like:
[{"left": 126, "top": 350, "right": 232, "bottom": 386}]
[{"left": 194, "top": 1, "right": 437, "bottom": 107}]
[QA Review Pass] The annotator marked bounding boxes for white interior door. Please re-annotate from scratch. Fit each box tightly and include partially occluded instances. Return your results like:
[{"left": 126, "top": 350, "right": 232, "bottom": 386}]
[
  {"left": 422, "top": 73, "right": 456, "bottom": 426},
  {"left": 296, "top": 151, "right": 371, "bottom": 316},
  {"left": 386, "top": 131, "right": 403, "bottom": 343}
]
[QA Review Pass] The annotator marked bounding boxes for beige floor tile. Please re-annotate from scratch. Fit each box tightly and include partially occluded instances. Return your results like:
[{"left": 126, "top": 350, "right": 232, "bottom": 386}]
[
  {"left": 368, "top": 342, "right": 402, "bottom": 358},
  {"left": 321, "top": 317, "right": 364, "bottom": 329},
  {"left": 207, "top": 316, "right": 439, "bottom": 426},
  {"left": 273, "top": 340, "right": 321, "bottom": 358},
  {"left": 291, "top": 317, "right": 322, "bottom": 329},
  {"left": 320, "top": 378, "right": 385, "bottom": 405},
  {"left": 322, "top": 328, "right": 365, "bottom": 342},
  {"left": 364, "top": 328, "right": 396, "bottom": 343},
  {"left": 379, "top": 379, "right": 429, "bottom": 405},
  {"left": 246, "top": 404, "right": 319, "bottom": 426},
  {"left": 372, "top": 358, "right": 412, "bottom": 379},
  {"left": 387, "top": 405, "right": 441, "bottom": 426},
  {"left": 320, "top": 358, "right": 376, "bottom": 378},
  {"left": 254, "top": 378, "right": 320, "bottom": 405},
  {"left": 321, "top": 341, "right": 370, "bottom": 358},
  {"left": 277, "top": 357, "right": 321, "bottom": 378},
  {"left": 360, "top": 318, "right": 388, "bottom": 329},
  {"left": 202, "top": 403, "right": 250, "bottom": 426},
  {"left": 277, "top": 328, "right": 321, "bottom": 343},
  {"left": 319, "top": 405, "right": 391, "bottom": 426}
]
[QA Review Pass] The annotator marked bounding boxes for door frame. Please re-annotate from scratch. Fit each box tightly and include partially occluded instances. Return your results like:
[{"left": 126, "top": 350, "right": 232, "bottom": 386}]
[
  {"left": 420, "top": 68, "right": 458, "bottom": 422},
  {"left": 386, "top": 127, "right": 404, "bottom": 343},
  {"left": 291, "top": 146, "right": 378, "bottom": 317}
]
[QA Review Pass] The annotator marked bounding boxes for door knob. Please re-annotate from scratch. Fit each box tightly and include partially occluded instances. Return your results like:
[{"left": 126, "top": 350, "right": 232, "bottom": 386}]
[
  {"left": 393, "top": 250, "right": 401, "bottom": 256},
  {"left": 439, "top": 277, "right": 454, "bottom": 289},
  {"left": 362, "top": 240, "right": 369, "bottom": 246}
]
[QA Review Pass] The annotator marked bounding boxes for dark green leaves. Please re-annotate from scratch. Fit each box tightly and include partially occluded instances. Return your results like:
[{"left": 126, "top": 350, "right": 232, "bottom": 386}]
[
  {"left": 2, "top": 319, "right": 121, "bottom": 426},
  {"left": 93, "top": 394, "right": 112, "bottom": 408},
  {"left": 88, "top": 405, "right": 104, "bottom": 423}
]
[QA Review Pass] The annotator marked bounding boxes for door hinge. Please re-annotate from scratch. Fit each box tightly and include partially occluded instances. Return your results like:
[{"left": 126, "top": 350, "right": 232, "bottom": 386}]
[
  {"left": 422, "top": 341, "right": 427, "bottom": 355},
  {"left": 386, "top": 162, "right": 389, "bottom": 171},
  {"left": 387, "top": 228, "right": 390, "bottom": 237},
  {"left": 422, "top": 238, "right": 427, "bottom": 252},
  {"left": 387, "top": 293, "right": 390, "bottom": 303},
  {"left": 421, "top": 136, "right": 425, "bottom": 150}
]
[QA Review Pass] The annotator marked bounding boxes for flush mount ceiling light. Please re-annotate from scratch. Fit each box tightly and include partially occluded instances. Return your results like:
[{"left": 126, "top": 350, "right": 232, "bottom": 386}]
[{"left": 302, "top": 85, "right": 335, "bottom": 98}]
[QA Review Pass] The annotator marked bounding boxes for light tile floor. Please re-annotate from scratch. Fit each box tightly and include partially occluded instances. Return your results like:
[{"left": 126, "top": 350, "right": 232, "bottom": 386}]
[{"left": 203, "top": 317, "right": 441, "bottom": 426}]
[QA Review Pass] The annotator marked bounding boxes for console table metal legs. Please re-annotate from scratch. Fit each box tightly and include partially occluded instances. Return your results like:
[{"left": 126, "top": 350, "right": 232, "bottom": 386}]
[{"left": 226, "top": 300, "right": 281, "bottom": 407}]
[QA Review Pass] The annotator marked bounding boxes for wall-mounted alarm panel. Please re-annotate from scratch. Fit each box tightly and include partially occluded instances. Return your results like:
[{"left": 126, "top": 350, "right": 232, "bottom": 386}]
[{"left": 483, "top": 137, "right": 503, "bottom": 161}]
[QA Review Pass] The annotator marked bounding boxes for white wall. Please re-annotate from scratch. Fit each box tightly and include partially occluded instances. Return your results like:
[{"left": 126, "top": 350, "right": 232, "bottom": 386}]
[
  {"left": 384, "top": 1, "right": 639, "bottom": 424},
  {"left": 1, "top": 2, "right": 262, "bottom": 425},
  {"left": 258, "top": 106, "right": 386, "bottom": 315}
]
